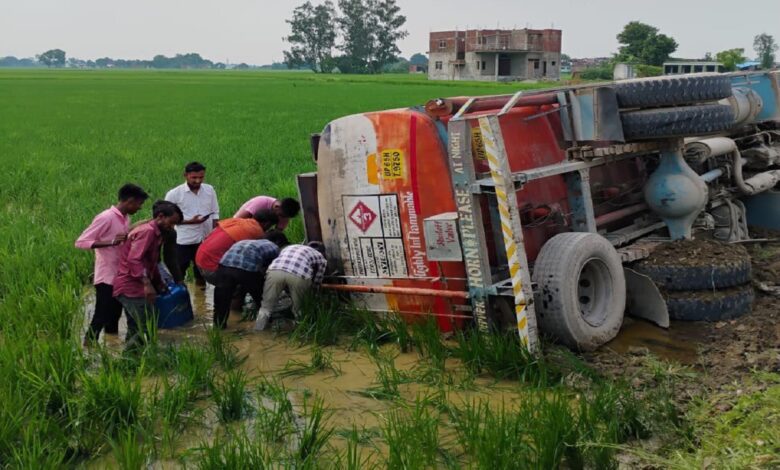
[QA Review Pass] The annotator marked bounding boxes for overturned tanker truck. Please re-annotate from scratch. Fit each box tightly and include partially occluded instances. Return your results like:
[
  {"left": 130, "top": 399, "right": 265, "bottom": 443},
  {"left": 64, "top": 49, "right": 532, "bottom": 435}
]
[{"left": 296, "top": 71, "right": 780, "bottom": 351}]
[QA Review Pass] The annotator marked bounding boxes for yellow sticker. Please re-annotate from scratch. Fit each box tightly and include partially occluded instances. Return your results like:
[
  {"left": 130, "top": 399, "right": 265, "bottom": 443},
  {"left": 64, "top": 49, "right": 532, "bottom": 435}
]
[
  {"left": 366, "top": 153, "right": 379, "bottom": 185},
  {"left": 380, "top": 149, "right": 405, "bottom": 180},
  {"left": 471, "top": 127, "right": 486, "bottom": 160}
]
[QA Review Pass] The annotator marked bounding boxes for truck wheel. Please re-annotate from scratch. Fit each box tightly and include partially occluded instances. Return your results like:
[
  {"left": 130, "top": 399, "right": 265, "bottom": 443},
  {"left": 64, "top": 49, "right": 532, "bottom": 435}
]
[
  {"left": 666, "top": 285, "right": 754, "bottom": 321},
  {"left": 532, "top": 232, "right": 626, "bottom": 351},
  {"left": 621, "top": 104, "right": 734, "bottom": 140},
  {"left": 614, "top": 74, "right": 733, "bottom": 108},
  {"left": 634, "top": 258, "right": 751, "bottom": 291}
]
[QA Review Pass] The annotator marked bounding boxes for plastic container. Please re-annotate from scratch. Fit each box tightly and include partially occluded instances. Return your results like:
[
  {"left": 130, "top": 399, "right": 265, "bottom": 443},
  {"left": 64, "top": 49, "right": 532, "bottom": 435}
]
[{"left": 155, "top": 283, "right": 194, "bottom": 329}]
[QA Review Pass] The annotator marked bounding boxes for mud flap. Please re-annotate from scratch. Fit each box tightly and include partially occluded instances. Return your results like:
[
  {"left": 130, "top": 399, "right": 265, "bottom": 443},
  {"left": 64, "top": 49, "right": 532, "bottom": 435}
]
[{"left": 624, "top": 268, "right": 670, "bottom": 328}]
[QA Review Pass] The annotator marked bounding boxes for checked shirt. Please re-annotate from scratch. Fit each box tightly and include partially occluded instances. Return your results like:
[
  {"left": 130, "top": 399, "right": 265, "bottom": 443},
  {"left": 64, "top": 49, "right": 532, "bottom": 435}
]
[
  {"left": 268, "top": 245, "right": 327, "bottom": 286},
  {"left": 219, "top": 239, "right": 279, "bottom": 272}
]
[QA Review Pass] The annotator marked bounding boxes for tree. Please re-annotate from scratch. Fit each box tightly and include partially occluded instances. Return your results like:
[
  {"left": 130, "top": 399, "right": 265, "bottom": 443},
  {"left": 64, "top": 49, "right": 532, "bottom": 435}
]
[
  {"left": 616, "top": 21, "right": 677, "bottom": 66},
  {"left": 716, "top": 48, "right": 747, "bottom": 71},
  {"left": 37, "top": 49, "right": 66, "bottom": 67},
  {"left": 703, "top": 52, "right": 713, "bottom": 61},
  {"left": 283, "top": 1, "right": 337, "bottom": 72},
  {"left": 409, "top": 53, "right": 427, "bottom": 66},
  {"left": 753, "top": 33, "right": 778, "bottom": 69},
  {"left": 337, "top": 0, "right": 375, "bottom": 73},
  {"left": 372, "top": 0, "right": 408, "bottom": 73}
]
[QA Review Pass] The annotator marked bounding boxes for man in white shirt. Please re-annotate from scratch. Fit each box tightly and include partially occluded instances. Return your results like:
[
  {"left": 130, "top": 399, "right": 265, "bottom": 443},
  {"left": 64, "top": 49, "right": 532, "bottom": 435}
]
[{"left": 165, "top": 161, "right": 219, "bottom": 286}]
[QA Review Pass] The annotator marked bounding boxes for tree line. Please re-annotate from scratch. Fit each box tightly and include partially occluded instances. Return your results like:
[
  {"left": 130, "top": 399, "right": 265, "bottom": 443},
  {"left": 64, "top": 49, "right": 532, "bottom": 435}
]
[
  {"left": 283, "top": 0, "right": 408, "bottom": 73},
  {"left": 578, "top": 22, "right": 777, "bottom": 80},
  {"left": 0, "top": 50, "right": 255, "bottom": 70}
]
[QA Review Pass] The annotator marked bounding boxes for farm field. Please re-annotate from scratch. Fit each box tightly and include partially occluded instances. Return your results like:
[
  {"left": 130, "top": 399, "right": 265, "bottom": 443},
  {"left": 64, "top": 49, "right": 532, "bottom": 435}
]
[{"left": 1, "top": 69, "right": 779, "bottom": 468}]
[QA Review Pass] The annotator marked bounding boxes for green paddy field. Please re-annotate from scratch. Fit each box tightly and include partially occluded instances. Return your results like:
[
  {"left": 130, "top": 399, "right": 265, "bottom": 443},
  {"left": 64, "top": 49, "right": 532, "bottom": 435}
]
[{"left": 0, "top": 69, "right": 777, "bottom": 468}]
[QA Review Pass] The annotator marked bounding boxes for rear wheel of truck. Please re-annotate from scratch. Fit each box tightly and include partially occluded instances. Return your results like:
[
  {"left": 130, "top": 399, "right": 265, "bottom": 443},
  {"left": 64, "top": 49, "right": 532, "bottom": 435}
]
[
  {"left": 613, "top": 73, "right": 733, "bottom": 108},
  {"left": 532, "top": 232, "right": 626, "bottom": 351}
]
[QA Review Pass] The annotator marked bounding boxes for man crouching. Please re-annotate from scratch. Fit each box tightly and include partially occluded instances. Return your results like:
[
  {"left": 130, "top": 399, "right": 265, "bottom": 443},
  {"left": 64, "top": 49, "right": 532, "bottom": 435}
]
[
  {"left": 113, "top": 200, "right": 183, "bottom": 351},
  {"left": 254, "top": 241, "right": 327, "bottom": 331}
]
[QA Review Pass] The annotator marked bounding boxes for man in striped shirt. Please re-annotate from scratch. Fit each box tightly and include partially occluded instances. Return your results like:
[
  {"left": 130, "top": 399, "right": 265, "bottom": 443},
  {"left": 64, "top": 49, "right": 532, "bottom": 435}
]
[
  {"left": 212, "top": 231, "right": 289, "bottom": 329},
  {"left": 254, "top": 242, "right": 327, "bottom": 331}
]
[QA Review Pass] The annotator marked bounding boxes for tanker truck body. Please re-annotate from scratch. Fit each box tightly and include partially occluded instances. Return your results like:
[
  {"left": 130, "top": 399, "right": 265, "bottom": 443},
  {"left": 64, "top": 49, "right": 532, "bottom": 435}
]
[{"left": 296, "top": 71, "right": 780, "bottom": 351}]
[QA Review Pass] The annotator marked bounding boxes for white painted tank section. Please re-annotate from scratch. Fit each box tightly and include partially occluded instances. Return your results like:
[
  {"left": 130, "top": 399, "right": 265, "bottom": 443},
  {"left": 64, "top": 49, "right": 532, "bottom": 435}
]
[{"left": 316, "top": 114, "right": 392, "bottom": 312}]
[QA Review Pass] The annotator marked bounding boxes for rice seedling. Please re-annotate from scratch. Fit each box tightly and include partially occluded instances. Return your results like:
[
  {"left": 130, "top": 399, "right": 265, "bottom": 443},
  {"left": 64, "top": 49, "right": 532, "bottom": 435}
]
[
  {"left": 78, "top": 360, "right": 145, "bottom": 439},
  {"left": 356, "top": 350, "right": 409, "bottom": 400},
  {"left": 255, "top": 378, "right": 295, "bottom": 443},
  {"left": 289, "top": 292, "right": 350, "bottom": 346},
  {"left": 346, "top": 307, "right": 395, "bottom": 353},
  {"left": 207, "top": 327, "right": 245, "bottom": 370},
  {"left": 210, "top": 369, "right": 251, "bottom": 422},
  {"left": 175, "top": 342, "right": 216, "bottom": 396},
  {"left": 10, "top": 416, "right": 70, "bottom": 469},
  {"left": 294, "top": 395, "right": 334, "bottom": 463},
  {"left": 280, "top": 345, "right": 341, "bottom": 378},
  {"left": 334, "top": 425, "right": 378, "bottom": 470},
  {"left": 452, "top": 329, "right": 558, "bottom": 385},
  {"left": 382, "top": 396, "right": 441, "bottom": 469},
  {"left": 410, "top": 316, "right": 450, "bottom": 370},
  {"left": 109, "top": 426, "right": 150, "bottom": 470},
  {"left": 195, "top": 430, "right": 273, "bottom": 469},
  {"left": 385, "top": 313, "right": 414, "bottom": 353}
]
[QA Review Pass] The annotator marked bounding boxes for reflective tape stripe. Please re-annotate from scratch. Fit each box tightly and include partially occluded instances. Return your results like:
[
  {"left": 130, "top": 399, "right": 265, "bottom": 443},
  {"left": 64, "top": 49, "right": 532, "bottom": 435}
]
[{"left": 478, "top": 116, "right": 533, "bottom": 348}]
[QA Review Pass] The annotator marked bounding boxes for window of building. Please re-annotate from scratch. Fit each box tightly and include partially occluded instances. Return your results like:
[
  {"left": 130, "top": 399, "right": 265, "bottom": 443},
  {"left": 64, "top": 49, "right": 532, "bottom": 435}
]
[
  {"left": 551, "top": 61, "right": 556, "bottom": 66},
  {"left": 479, "top": 36, "right": 487, "bottom": 45},
  {"left": 482, "top": 61, "right": 486, "bottom": 70},
  {"left": 693, "top": 65, "right": 703, "bottom": 72},
  {"left": 706, "top": 65, "right": 716, "bottom": 72},
  {"left": 439, "top": 40, "right": 447, "bottom": 49},
  {"left": 435, "top": 61, "right": 443, "bottom": 70},
  {"left": 475, "top": 61, "right": 481, "bottom": 70},
  {"left": 533, "top": 60, "right": 540, "bottom": 69}
]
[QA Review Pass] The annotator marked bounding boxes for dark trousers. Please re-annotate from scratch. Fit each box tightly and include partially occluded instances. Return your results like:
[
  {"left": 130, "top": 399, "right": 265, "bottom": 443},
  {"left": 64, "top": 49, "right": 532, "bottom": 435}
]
[
  {"left": 86, "top": 283, "right": 123, "bottom": 341},
  {"left": 117, "top": 295, "right": 157, "bottom": 352},
  {"left": 213, "top": 266, "right": 265, "bottom": 328},
  {"left": 176, "top": 243, "right": 204, "bottom": 282}
]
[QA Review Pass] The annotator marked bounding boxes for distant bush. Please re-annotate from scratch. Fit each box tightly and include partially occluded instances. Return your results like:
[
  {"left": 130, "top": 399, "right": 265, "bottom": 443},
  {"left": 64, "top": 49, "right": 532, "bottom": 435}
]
[
  {"left": 636, "top": 64, "right": 663, "bottom": 77},
  {"left": 579, "top": 65, "right": 613, "bottom": 80}
]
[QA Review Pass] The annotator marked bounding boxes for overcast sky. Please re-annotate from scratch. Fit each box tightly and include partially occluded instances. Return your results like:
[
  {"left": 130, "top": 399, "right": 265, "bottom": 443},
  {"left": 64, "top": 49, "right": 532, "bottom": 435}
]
[{"left": 2, "top": 0, "right": 779, "bottom": 64}]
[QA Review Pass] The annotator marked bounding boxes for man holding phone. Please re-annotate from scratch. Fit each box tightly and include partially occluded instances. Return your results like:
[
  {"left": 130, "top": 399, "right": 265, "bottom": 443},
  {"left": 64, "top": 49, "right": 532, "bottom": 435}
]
[{"left": 165, "top": 161, "right": 220, "bottom": 286}]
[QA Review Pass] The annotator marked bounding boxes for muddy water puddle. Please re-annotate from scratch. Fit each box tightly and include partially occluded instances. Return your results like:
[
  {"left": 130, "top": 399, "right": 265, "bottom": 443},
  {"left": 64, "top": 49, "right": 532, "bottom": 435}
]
[{"left": 605, "top": 317, "right": 706, "bottom": 364}]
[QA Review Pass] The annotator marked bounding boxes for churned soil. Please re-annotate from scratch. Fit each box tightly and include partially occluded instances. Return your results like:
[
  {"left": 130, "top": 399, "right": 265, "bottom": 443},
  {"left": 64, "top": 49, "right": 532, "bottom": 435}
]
[
  {"left": 642, "top": 238, "right": 750, "bottom": 268},
  {"left": 589, "top": 232, "right": 780, "bottom": 393}
]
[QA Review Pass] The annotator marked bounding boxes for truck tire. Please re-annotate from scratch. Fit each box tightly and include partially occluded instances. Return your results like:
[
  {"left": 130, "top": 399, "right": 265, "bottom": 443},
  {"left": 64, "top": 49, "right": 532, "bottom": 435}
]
[
  {"left": 614, "top": 74, "right": 733, "bottom": 108},
  {"left": 532, "top": 232, "right": 626, "bottom": 351},
  {"left": 634, "top": 258, "right": 751, "bottom": 291},
  {"left": 621, "top": 104, "right": 734, "bottom": 140},
  {"left": 666, "top": 285, "right": 754, "bottom": 321}
]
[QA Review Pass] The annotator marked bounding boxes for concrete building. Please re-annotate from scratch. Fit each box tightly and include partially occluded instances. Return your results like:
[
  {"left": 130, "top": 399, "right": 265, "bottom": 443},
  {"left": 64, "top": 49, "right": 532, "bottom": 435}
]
[{"left": 428, "top": 28, "right": 562, "bottom": 82}]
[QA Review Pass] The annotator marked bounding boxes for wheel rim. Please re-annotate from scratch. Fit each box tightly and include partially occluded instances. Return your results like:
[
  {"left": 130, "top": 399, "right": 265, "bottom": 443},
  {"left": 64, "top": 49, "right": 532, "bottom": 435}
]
[{"left": 577, "top": 257, "right": 612, "bottom": 327}]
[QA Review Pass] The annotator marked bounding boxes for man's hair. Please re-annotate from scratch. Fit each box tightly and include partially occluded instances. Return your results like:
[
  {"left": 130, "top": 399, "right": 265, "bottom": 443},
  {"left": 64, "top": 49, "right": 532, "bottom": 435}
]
[
  {"left": 118, "top": 183, "right": 149, "bottom": 202},
  {"left": 264, "top": 230, "right": 289, "bottom": 248},
  {"left": 279, "top": 198, "right": 301, "bottom": 218},
  {"left": 184, "top": 161, "right": 206, "bottom": 173},
  {"left": 153, "top": 200, "right": 183, "bottom": 220},
  {"left": 307, "top": 241, "right": 326, "bottom": 256},
  {"left": 253, "top": 209, "right": 279, "bottom": 228}
]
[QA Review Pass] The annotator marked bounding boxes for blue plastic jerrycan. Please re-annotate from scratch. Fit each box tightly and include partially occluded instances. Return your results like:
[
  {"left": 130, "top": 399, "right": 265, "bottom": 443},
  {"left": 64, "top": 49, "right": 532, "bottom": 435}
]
[{"left": 155, "top": 282, "right": 194, "bottom": 329}]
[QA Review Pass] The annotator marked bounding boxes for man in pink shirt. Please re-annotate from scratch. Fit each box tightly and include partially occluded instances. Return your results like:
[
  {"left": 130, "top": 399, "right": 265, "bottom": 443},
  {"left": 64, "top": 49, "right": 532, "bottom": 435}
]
[
  {"left": 76, "top": 184, "right": 149, "bottom": 344},
  {"left": 234, "top": 196, "right": 300, "bottom": 231},
  {"left": 113, "top": 201, "right": 183, "bottom": 351}
]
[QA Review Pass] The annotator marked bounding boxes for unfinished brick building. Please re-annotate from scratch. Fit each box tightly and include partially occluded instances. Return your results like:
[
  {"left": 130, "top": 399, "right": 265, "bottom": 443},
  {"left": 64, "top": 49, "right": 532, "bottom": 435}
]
[{"left": 428, "top": 29, "right": 562, "bottom": 81}]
